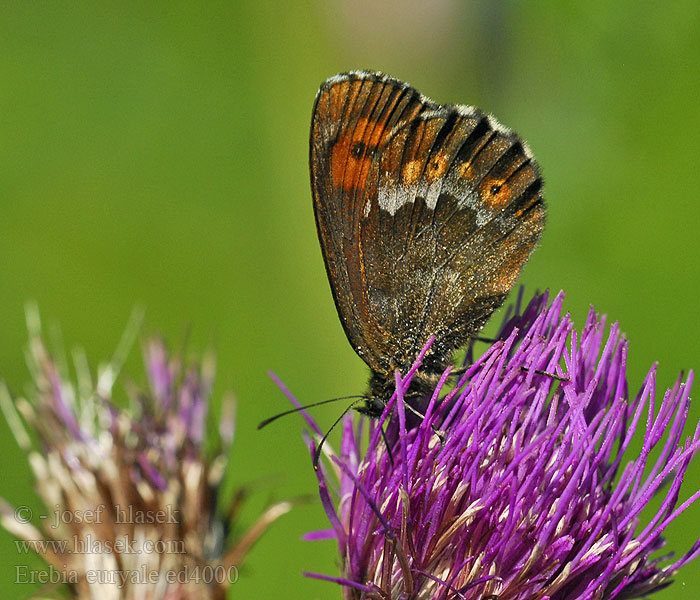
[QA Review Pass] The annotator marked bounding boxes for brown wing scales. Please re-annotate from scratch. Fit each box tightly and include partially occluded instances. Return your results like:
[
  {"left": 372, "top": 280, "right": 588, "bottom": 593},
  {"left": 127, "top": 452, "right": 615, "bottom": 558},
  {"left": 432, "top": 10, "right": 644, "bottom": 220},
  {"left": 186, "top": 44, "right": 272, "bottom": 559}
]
[{"left": 310, "top": 71, "right": 545, "bottom": 377}]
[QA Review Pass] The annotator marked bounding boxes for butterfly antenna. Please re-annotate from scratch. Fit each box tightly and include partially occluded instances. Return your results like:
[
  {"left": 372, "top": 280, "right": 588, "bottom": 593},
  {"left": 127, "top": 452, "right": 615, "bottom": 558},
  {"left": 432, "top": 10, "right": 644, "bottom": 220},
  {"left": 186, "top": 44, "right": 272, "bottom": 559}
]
[
  {"left": 257, "top": 395, "right": 363, "bottom": 429},
  {"left": 521, "top": 366, "right": 568, "bottom": 381},
  {"left": 379, "top": 424, "right": 394, "bottom": 467},
  {"left": 313, "top": 399, "right": 364, "bottom": 470}
]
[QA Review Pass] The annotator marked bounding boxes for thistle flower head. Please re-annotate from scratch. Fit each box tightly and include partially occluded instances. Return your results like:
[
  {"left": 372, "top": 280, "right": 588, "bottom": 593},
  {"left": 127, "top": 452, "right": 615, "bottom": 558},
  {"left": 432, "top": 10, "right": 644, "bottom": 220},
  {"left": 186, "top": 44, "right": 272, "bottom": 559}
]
[
  {"left": 304, "top": 292, "right": 700, "bottom": 600},
  {"left": 1, "top": 310, "right": 290, "bottom": 599}
]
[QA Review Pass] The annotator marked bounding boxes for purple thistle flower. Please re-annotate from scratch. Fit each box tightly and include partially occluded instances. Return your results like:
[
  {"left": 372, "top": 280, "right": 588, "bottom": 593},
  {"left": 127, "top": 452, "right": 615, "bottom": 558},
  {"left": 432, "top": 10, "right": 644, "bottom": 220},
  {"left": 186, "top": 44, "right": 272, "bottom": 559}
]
[
  {"left": 300, "top": 292, "right": 700, "bottom": 600},
  {"left": 1, "top": 310, "right": 291, "bottom": 599}
]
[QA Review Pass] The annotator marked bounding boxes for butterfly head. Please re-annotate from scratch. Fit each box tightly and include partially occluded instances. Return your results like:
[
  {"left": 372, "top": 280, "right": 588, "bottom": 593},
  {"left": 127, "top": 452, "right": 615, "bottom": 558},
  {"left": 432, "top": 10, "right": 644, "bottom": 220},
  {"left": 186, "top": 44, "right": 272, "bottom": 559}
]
[{"left": 360, "top": 366, "right": 444, "bottom": 420}]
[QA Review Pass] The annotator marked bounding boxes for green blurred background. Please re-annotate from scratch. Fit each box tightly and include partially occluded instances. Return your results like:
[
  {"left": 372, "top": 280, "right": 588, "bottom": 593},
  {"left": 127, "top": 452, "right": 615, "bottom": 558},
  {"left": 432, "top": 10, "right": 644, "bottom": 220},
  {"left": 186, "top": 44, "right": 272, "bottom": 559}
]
[{"left": 1, "top": 1, "right": 699, "bottom": 597}]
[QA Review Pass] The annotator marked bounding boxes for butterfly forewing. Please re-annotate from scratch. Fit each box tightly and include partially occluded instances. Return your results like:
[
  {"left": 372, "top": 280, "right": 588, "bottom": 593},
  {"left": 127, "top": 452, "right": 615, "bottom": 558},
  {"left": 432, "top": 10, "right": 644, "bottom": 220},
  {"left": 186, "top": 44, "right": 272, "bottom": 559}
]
[{"left": 310, "top": 71, "right": 545, "bottom": 381}]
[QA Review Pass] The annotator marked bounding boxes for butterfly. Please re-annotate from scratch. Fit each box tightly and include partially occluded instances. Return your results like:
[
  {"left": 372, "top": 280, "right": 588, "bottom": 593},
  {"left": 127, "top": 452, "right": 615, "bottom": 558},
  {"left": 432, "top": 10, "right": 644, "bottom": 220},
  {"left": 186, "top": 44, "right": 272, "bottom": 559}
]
[{"left": 310, "top": 71, "right": 545, "bottom": 418}]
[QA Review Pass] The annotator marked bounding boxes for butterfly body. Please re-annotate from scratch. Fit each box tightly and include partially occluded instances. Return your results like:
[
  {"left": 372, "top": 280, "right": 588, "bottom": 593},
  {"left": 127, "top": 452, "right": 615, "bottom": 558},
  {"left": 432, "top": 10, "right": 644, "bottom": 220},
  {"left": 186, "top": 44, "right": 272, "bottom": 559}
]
[{"left": 310, "top": 71, "right": 545, "bottom": 417}]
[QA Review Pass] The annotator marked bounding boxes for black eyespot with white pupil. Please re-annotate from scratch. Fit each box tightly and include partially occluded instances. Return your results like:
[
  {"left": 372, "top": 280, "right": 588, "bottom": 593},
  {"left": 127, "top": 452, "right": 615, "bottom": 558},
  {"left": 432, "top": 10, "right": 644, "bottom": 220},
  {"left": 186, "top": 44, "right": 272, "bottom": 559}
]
[{"left": 351, "top": 141, "right": 365, "bottom": 158}]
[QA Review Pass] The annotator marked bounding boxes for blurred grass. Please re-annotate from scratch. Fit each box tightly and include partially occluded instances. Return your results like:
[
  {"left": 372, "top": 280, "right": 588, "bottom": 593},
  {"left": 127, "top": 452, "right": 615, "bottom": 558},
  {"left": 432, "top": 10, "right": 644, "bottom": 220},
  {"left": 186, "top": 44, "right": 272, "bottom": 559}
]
[{"left": 1, "top": 1, "right": 699, "bottom": 598}]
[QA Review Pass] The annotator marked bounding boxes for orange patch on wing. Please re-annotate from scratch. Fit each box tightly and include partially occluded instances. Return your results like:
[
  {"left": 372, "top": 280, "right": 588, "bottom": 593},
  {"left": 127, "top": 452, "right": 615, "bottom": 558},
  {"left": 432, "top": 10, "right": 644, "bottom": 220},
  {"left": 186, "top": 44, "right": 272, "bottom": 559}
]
[
  {"left": 330, "top": 117, "right": 390, "bottom": 192},
  {"left": 458, "top": 160, "right": 477, "bottom": 182},
  {"left": 425, "top": 153, "right": 449, "bottom": 183},
  {"left": 402, "top": 159, "right": 423, "bottom": 185},
  {"left": 481, "top": 177, "right": 511, "bottom": 209}
]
